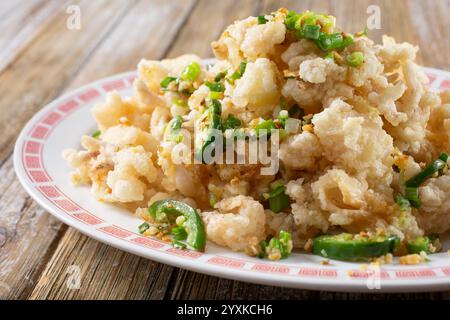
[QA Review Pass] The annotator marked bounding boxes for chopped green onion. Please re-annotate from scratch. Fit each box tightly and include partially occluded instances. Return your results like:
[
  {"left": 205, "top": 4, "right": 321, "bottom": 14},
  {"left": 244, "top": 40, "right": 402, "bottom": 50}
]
[
  {"left": 172, "top": 98, "right": 187, "bottom": 107},
  {"left": 278, "top": 110, "right": 289, "bottom": 127},
  {"left": 301, "top": 24, "right": 321, "bottom": 40},
  {"left": 208, "top": 91, "right": 222, "bottom": 100},
  {"left": 92, "top": 130, "right": 101, "bottom": 138},
  {"left": 258, "top": 15, "right": 268, "bottom": 24},
  {"left": 160, "top": 76, "right": 177, "bottom": 88},
  {"left": 138, "top": 222, "right": 150, "bottom": 234},
  {"left": 205, "top": 81, "right": 225, "bottom": 92},
  {"left": 324, "top": 51, "right": 334, "bottom": 60},
  {"left": 405, "top": 186, "right": 420, "bottom": 208},
  {"left": 258, "top": 240, "right": 268, "bottom": 258},
  {"left": 270, "top": 179, "right": 283, "bottom": 190},
  {"left": 264, "top": 182, "right": 290, "bottom": 213},
  {"left": 168, "top": 115, "right": 184, "bottom": 143},
  {"left": 254, "top": 119, "right": 276, "bottom": 137},
  {"left": 181, "top": 62, "right": 201, "bottom": 82},
  {"left": 439, "top": 152, "right": 449, "bottom": 163},
  {"left": 223, "top": 114, "right": 241, "bottom": 130},
  {"left": 394, "top": 193, "right": 411, "bottom": 211},
  {"left": 214, "top": 72, "right": 227, "bottom": 82},
  {"left": 269, "top": 190, "right": 290, "bottom": 213},
  {"left": 355, "top": 27, "right": 369, "bottom": 37},
  {"left": 345, "top": 51, "right": 365, "bottom": 68},
  {"left": 259, "top": 230, "right": 293, "bottom": 260},
  {"left": 231, "top": 61, "right": 247, "bottom": 80},
  {"left": 284, "top": 11, "right": 299, "bottom": 30},
  {"left": 209, "top": 193, "right": 218, "bottom": 207}
]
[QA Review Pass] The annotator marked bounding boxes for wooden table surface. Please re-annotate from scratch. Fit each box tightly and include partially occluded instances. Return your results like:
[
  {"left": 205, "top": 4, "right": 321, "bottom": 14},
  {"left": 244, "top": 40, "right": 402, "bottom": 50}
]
[{"left": 1, "top": 0, "right": 449, "bottom": 300}]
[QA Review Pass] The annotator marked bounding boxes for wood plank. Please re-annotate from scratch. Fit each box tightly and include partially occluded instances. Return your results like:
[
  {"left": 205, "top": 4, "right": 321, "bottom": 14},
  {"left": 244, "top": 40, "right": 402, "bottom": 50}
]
[
  {"left": 0, "top": 157, "right": 67, "bottom": 299},
  {"left": 0, "top": 0, "right": 135, "bottom": 300},
  {"left": 166, "top": 0, "right": 261, "bottom": 58},
  {"left": 0, "top": 0, "right": 133, "bottom": 166},
  {"left": 0, "top": 0, "right": 66, "bottom": 73},
  {"left": 28, "top": 228, "right": 175, "bottom": 299},
  {"left": 68, "top": 0, "right": 198, "bottom": 89}
]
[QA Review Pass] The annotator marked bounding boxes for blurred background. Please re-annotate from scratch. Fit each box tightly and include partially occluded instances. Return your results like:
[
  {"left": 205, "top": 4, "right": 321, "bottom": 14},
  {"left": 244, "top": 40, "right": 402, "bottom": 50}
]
[{"left": 0, "top": 0, "right": 449, "bottom": 300}]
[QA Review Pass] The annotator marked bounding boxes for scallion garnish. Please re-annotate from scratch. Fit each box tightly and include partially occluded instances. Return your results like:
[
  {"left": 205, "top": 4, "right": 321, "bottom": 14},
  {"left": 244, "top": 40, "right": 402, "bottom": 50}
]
[
  {"left": 160, "top": 76, "right": 177, "bottom": 88},
  {"left": 258, "top": 15, "right": 268, "bottom": 24},
  {"left": 262, "top": 182, "right": 290, "bottom": 213},
  {"left": 231, "top": 61, "right": 247, "bottom": 80},
  {"left": 92, "top": 130, "right": 101, "bottom": 138},
  {"left": 138, "top": 222, "right": 150, "bottom": 234},
  {"left": 222, "top": 114, "right": 241, "bottom": 130},
  {"left": 394, "top": 193, "right": 411, "bottom": 211},
  {"left": 345, "top": 51, "right": 365, "bottom": 68},
  {"left": 180, "top": 62, "right": 201, "bottom": 82},
  {"left": 404, "top": 187, "right": 420, "bottom": 208},
  {"left": 205, "top": 81, "right": 225, "bottom": 92}
]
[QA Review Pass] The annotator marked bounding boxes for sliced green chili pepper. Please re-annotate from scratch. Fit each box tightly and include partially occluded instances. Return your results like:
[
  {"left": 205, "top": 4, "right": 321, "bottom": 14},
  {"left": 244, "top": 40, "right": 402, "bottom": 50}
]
[
  {"left": 405, "top": 154, "right": 448, "bottom": 188},
  {"left": 171, "top": 226, "right": 188, "bottom": 241},
  {"left": 312, "top": 233, "right": 399, "bottom": 262},
  {"left": 148, "top": 200, "right": 206, "bottom": 251},
  {"left": 160, "top": 76, "right": 177, "bottom": 89},
  {"left": 401, "top": 153, "right": 449, "bottom": 208},
  {"left": 180, "top": 62, "right": 201, "bottom": 82},
  {"left": 195, "top": 99, "right": 222, "bottom": 163},
  {"left": 407, "top": 236, "right": 433, "bottom": 254},
  {"left": 172, "top": 240, "right": 187, "bottom": 250}
]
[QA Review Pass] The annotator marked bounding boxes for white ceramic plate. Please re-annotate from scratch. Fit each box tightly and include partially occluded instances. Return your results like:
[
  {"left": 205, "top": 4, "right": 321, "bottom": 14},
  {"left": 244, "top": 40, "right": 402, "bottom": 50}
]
[{"left": 14, "top": 61, "right": 450, "bottom": 293}]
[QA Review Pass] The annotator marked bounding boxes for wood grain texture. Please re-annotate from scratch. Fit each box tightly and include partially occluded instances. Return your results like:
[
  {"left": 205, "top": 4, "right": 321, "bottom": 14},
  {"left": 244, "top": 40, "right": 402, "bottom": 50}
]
[
  {"left": 0, "top": 0, "right": 449, "bottom": 300},
  {"left": 0, "top": 0, "right": 134, "bottom": 299}
]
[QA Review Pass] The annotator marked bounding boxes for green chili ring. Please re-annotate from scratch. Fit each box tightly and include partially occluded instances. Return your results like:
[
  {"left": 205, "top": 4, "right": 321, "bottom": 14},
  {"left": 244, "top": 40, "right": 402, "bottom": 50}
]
[
  {"left": 148, "top": 200, "right": 206, "bottom": 252},
  {"left": 312, "top": 234, "right": 399, "bottom": 262}
]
